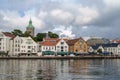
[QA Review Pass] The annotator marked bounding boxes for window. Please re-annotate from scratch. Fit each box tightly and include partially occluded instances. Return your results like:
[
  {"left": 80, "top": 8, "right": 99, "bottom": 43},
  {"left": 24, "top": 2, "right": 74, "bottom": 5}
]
[
  {"left": 15, "top": 49, "right": 17, "bottom": 51},
  {"left": 52, "top": 47, "right": 54, "bottom": 49},
  {"left": 61, "top": 46, "right": 63, "bottom": 49},
  {"left": 21, "top": 40, "right": 23, "bottom": 43},
  {"left": 18, "top": 40, "right": 20, "bottom": 43},
  {"left": 65, "top": 46, "right": 67, "bottom": 48},
  {"left": 57, "top": 46, "right": 59, "bottom": 48},
  {"left": 61, "top": 42, "right": 64, "bottom": 44},
  {"left": 43, "top": 47, "right": 45, "bottom": 49},
  {"left": 28, "top": 46, "right": 31, "bottom": 49}
]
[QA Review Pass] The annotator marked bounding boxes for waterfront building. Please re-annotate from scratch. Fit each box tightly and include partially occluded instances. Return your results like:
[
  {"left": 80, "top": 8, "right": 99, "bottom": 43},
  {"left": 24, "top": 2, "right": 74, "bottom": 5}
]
[
  {"left": 11, "top": 36, "right": 38, "bottom": 56},
  {"left": 88, "top": 45, "right": 104, "bottom": 54},
  {"left": 89, "top": 43, "right": 120, "bottom": 55},
  {"left": 0, "top": 32, "right": 15, "bottom": 53},
  {"left": 67, "top": 37, "right": 88, "bottom": 54},
  {"left": 56, "top": 39, "right": 68, "bottom": 52},
  {"left": 39, "top": 38, "right": 68, "bottom": 52},
  {"left": 26, "top": 19, "right": 35, "bottom": 37},
  {"left": 112, "top": 39, "right": 120, "bottom": 43},
  {"left": 39, "top": 38, "right": 57, "bottom": 52}
]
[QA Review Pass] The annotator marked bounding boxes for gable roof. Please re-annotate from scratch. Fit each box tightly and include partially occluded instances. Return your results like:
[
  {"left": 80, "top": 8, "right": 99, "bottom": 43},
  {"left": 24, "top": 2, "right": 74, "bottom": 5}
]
[
  {"left": 112, "top": 39, "right": 120, "bottom": 43},
  {"left": 40, "top": 38, "right": 60, "bottom": 46},
  {"left": 67, "top": 37, "right": 86, "bottom": 46},
  {"left": 39, "top": 41, "right": 57, "bottom": 46},
  {"left": 91, "top": 43, "right": 120, "bottom": 50},
  {"left": 2, "top": 32, "right": 15, "bottom": 39},
  {"left": 67, "top": 38, "right": 79, "bottom": 46},
  {"left": 40, "top": 38, "right": 68, "bottom": 46}
]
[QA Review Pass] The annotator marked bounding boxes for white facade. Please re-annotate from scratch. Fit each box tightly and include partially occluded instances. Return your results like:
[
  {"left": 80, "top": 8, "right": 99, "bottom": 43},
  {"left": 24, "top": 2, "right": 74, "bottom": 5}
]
[
  {"left": 41, "top": 46, "right": 56, "bottom": 52},
  {"left": 11, "top": 36, "right": 38, "bottom": 55},
  {"left": 88, "top": 47, "right": 94, "bottom": 53},
  {"left": 89, "top": 43, "right": 120, "bottom": 55},
  {"left": 0, "top": 32, "right": 12, "bottom": 53},
  {"left": 104, "top": 45, "right": 120, "bottom": 55},
  {"left": 56, "top": 39, "right": 68, "bottom": 52},
  {"left": 40, "top": 38, "right": 69, "bottom": 52}
]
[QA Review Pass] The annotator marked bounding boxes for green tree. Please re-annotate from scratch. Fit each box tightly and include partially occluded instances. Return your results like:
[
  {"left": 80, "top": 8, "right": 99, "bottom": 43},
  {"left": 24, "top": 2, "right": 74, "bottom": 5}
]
[
  {"left": 48, "top": 31, "right": 59, "bottom": 38},
  {"left": 35, "top": 32, "right": 59, "bottom": 41},
  {"left": 23, "top": 31, "right": 31, "bottom": 37},
  {"left": 97, "top": 49, "right": 102, "bottom": 53},
  {"left": 36, "top": 33, "right": 46, "bottom": 41},
  {"left": 11, "top": 29, "right": 23, "bottom": 36}
]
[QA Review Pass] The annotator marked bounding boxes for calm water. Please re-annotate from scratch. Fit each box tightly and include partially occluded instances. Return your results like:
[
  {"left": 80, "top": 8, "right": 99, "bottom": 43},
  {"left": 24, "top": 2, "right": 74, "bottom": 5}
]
[{"left": 0, "top": 59, "right": 120, "bottom": 80}]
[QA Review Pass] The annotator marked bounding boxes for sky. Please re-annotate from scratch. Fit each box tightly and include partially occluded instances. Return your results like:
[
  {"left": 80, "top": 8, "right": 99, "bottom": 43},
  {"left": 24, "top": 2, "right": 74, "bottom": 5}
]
[{"left": 0, "top": 0, "right": 120, "bottom": 39}]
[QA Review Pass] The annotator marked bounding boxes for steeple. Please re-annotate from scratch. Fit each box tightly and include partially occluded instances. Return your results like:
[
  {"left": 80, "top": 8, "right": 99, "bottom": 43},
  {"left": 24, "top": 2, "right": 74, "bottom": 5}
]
[
  {"left": 29, "top": 18, "right": 32, "bottom": 24},
  {"left": 27, "top": 18, "right": 34, "bottom": 29},
  {"left": 26, "top": 18, "right": 35, "bottom": 37}
]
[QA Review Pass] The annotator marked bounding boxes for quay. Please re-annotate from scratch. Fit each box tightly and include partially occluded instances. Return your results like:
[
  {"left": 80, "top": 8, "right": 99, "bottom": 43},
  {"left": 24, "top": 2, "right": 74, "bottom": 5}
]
[{"left": 0, "top": 56, "right": 120, "bottom": 59}]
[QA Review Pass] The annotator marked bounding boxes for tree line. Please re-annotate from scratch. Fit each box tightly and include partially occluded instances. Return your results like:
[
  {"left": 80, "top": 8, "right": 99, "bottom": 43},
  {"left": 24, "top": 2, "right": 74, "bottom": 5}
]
[{"left": 7, "top": 29, "right": 59, "bottom": 42}]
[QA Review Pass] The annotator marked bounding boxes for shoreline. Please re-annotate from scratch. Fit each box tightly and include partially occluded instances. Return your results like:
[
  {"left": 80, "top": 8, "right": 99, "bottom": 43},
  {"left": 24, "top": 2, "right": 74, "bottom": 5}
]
[{"left": 0, "top": 56, "right": 119, "bottom": 59}]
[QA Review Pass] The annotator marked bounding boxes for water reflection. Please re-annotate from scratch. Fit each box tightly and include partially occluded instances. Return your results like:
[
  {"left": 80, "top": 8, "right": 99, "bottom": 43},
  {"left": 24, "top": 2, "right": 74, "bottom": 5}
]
[{"left": 0, "top": 59, "right": 120, "bottom": 80}]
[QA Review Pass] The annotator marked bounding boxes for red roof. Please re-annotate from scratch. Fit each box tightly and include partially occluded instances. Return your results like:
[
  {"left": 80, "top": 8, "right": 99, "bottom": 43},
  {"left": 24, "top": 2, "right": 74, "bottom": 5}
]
[
  {"left": 40, "top": 41, "right": 57, "bottom": 46},
  {"left": 40, "top": 38, "right": 68, "bottom": 46},
  {"left": 2, "top": 32, "right": 15, "bottom": 39},
  {"left": 113, "top": 39, "right": 120, "bottom": 43},
  {"left": 43, "top": 38, "right": 59, "bottom": 42}
]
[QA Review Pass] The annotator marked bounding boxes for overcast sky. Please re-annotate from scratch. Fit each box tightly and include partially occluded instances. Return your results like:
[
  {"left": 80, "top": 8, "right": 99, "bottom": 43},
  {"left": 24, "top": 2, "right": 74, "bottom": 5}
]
[{"left": 0, "top": 0, "right": 120, "bottom": 39}]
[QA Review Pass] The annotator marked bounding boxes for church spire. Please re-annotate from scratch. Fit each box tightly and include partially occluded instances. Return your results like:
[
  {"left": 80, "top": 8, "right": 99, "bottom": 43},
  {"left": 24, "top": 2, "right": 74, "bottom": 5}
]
[
  {"left": 26, "top": 18, "right": 35, "bottom": 37},
  {"left": 29, "top": 18, "right": 32, "bottom": 24},
  {"left": 27, "top": 18, "right": 34, "bottom": 28}
]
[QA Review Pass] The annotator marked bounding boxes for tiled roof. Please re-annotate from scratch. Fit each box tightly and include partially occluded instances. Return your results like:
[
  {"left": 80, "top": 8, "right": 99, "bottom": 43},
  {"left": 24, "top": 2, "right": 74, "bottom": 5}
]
[
  {"left": 67, "top": 37, "right": 85, "bottom": 46},
  {"left": 40, "top": 38, "right": 60, "bottom": 46},
  {"left": 40, "top": 38, "right": 68, "bottom": 46},
  {"left": 2, "top": 32, "right": 15, "bottom": 39},
  {"left": 112, "top": 39, "right": 120, "bottom": 43},
  {"left": 67, "top": 38, "right": 79, "bottom": 45},
  {"left": 91, "top": 43, "right": 120, "bottom": 50},
  {"left": 43, "top": 38, "right": 59, "bottom": 42},
  {"left": 40, "top": 41, "right": 57, "bottom": 46}
]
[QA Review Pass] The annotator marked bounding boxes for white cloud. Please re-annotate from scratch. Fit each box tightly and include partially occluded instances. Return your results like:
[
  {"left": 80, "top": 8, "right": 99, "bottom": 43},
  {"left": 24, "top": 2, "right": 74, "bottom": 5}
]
[
  {"left": 50, "top": 9, "right": 74, "bottom": 24},
  {"left": 53, "top": 25, "right": 75, "bottom": 38},
  {"left": 0, "top": 9, "right": 45, "bottom": 30},
  {"left": 38, "top": 11, "right": 48, "bottom": 19},
  {"left": 104, "top": 0, "right": 120, "bottom": 8},
  {"left": 75, "top": 6, "right": 99, "bottom": 25},
  {"left": 82, "top": 26, "right": 88, "bottom": 29}
]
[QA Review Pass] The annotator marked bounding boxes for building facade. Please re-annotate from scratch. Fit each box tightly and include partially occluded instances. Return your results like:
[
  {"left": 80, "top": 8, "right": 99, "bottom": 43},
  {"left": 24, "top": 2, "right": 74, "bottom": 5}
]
[
  {"left": 0, "top": 32, "right": 15, "bottom": 53},
  {"left": 67, "top": 38, "right": 88, "bottom": 53},
  {"left": 56, "top": 39, "right": 68, "bottom": 52},
  {"left": 89, "top": 43, "right": 120, "bottom": 55},
  {"left": 11, "top": 36, "right": 38, "bottom": 55},
  {"left": 39, "top": 38, "right": 68, "bottom": 52}
]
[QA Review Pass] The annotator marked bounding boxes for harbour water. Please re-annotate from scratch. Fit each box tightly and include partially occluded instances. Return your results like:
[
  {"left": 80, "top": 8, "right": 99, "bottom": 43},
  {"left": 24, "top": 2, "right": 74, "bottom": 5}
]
[{"left": 0, "top": 59, "right": 120, "bottom": 80}]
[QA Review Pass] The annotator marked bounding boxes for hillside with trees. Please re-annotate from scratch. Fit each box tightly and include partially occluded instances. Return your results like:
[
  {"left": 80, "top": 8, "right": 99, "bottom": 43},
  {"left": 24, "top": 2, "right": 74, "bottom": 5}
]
[{"left": 8, "top": 29, "right": 59, "bottom": 42}]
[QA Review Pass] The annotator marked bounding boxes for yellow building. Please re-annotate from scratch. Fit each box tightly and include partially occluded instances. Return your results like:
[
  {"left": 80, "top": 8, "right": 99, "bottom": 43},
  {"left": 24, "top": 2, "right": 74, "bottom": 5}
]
[{"left": 67, "top": 37, "right": 88, "bottom": 54}]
